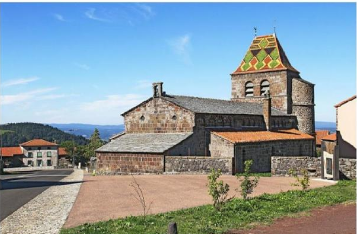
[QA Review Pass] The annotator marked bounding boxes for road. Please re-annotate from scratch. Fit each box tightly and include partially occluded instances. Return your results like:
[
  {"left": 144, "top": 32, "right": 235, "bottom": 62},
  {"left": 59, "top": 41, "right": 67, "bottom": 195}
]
[{"left": 0, "top": 169, "right": 73, "bottom": 221}]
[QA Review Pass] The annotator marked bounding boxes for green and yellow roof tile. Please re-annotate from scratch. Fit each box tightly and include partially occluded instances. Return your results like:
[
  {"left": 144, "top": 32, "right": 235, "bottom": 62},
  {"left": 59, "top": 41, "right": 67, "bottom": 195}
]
[{"left": 232, "top": 34, "right": 299, "bottom": 74}]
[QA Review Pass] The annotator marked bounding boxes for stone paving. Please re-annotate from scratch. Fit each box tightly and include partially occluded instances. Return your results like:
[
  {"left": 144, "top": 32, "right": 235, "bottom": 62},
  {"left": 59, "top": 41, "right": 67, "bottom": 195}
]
[{"left": 0, "top": 169, "right": 83, "bottom": 234}]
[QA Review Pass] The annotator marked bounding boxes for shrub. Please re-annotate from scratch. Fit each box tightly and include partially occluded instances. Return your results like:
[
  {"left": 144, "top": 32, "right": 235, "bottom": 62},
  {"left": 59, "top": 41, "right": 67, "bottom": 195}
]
[
  {"left": 289, "top": 168, "right": 310, "bottom": 191},
  {"left": 207, "top": 169, "right": 231, "bottom": 211},
  {"left": 236, "top": 160, "right": 259, "bottom": 200}
]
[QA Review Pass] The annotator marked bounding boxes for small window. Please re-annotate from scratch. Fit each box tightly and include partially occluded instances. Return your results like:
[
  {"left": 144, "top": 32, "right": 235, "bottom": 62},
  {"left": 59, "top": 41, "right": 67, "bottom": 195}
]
[
  {"left": 140, "top": 115, "right": 145, "bottom": 121},
  {"left": 37, "top": 160, "right": 42, "bottom": 167},
  {"left": 260, "top": 80, "right": 270, "bottom": 96},
  {"left": 37, "top": 152, "right": 42, "bottom": 157},
  {"left": 245, "top": 82, "right": 254, "bottom": 97},
  {"left": 172, "top": 115, "right": 177, "bottom": 120},
  {"left": 47, "top": 151, "right": 52, "bottom": 157},
  {"left": 28, "top": 160, "right": 33, "bottom": 166},
  {"left": 38, "top": 147, "right": 41, "bottom": 150},
  {"left": 47, "top": 160, "right": 52, "bottom": 166},
  {"left": 28, "top": 147, "right": 32, "bottom": 150},
  {"left": 28, "top": 152, "right": 33, "bottom": 158},
  {"left": 47, "top": 147, "right": 51, "bottom": 150}
]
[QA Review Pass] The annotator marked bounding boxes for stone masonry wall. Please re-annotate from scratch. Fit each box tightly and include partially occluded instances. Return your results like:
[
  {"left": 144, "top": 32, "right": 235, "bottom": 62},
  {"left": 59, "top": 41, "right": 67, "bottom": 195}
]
[
  {"left": 292, "top": 78, "right": 315, "bottom": 135},
  {"left": 235, "top": 140, "right": 314, "bottom": 173},
  {"left": 231, "top": 70, "right": 289, "bottom": 112},
  {"left": 165, "top": 156, "right": 233, "bottom": 174},
  {"left": 209, "top": 133, "right": 234, "bottom": 158},
  {"left": 339, "top": 158, "right": 356, "bottom": 179},
  {"left": 96, "top": 152, "right": 164, "bottom": 174},
  {"left": 271, "top": 156, "right": 321, "bottom": 177},
  {"left": 124, "top": 97, "right": 195, "bottom": 133}
]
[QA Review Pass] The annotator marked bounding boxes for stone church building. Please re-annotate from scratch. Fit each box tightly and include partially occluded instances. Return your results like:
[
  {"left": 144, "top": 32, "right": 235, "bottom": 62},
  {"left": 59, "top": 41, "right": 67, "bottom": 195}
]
[{"left": 96, "top": 34, "right": 315, "bottom": 174}]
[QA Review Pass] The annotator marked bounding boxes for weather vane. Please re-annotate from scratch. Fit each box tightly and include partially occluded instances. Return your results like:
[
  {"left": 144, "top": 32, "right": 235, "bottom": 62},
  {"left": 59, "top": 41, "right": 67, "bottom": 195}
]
[
  {"left": 254, "top": 27, "right": 257, "bottom": 37},
  {"left": 273, "top": 20, "right": 277, "bottom": 35}
]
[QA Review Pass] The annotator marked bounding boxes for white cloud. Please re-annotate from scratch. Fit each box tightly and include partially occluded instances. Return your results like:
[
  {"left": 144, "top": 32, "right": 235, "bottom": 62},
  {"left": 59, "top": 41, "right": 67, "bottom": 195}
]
[
  {"left": 74, "top": 63, "right": 90, "bottom": 70},
  {"left": 2, "top": 77, "right": 39, "bottom": 87},
  {"left": 37, "top": 94, "right": 77, "bottom": 101},
  {"left": 168, "top": 34, "right": 192, "bottom": 64},
  {"left": 133, "top": 4, "right": 155, "bottom": 20},
  {"left": 81, "top": 94, "right": 144, "bottom": 112},
  {"left": 0, "top": 88, "right": 57, "bottom": 105},
  {"left": 135, "top": 80, "right": 152, "bottom": 89},
  {"left": 53, "top": 13, "right": 66, "bottom": 22},
  {"left": 85, "top": 8, "right": 111, "bottom": 22}
]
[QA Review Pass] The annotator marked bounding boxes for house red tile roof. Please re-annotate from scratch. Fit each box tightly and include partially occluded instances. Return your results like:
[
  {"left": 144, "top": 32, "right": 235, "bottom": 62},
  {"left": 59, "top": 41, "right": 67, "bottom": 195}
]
[
  {"left": 212, "top": 129, "right": 314, "bottom": 144},
  {"left": 232, "top": 34, "right": 299, "bottom": 74},
  {"left": 0, "top": 147, "right": 23, "bottom": 157},
  {"left": 315, "top": 130, "right": 330, "bottom": 146},
  {"left": 322, "top": 133, "right": 336, "bottom": 142},
  {"left": 334, "top": 95, "right": 356, "bottom": 108},
  {"left": 20, "top": 139, "right": 58, "bottom": 147},
  {"left": 58, "top": 147, "right": 68, "bottom": 156}
]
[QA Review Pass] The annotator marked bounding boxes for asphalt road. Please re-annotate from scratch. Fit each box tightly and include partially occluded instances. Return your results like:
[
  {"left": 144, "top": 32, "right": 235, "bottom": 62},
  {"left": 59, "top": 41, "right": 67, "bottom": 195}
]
[{"left": 0, "top": 169, "right": 73, "bottom": 221}]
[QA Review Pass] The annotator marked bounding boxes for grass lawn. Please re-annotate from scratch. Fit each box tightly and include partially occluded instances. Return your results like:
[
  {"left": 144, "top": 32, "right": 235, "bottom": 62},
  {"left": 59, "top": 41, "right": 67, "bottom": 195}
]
[{"left": 61, "top": 180, "right": 355, "bottom": 234}]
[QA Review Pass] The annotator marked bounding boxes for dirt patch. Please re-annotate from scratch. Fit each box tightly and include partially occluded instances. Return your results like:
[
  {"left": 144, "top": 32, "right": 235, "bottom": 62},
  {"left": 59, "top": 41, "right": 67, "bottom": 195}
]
[
  {"left": 228, "top": 203, "right": 356, "bottom": 234},
  {"left": 64, "top": 174, "right": 335, "bottom": 228}
]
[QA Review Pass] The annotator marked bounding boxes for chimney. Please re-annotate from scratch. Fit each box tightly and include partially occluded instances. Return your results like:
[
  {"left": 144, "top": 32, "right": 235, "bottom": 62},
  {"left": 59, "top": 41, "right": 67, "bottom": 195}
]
[
  {"left": 263, "top": 90, "right": 271, "bottom": 131},
  {"left": 152, "top": 82, "right": 163, "bottom": 98}
]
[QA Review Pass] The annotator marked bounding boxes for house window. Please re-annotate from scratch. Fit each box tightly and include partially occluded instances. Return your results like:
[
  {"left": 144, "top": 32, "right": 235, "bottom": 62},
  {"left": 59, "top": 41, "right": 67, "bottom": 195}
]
[
  {"left": 172, "top": 115, "right": 177, "bottom": 120},
  {"left": 47, "top": 147, "right": 51, "bottom": 150},
  {"left": 28, "top": 152, "right": 33, "bottom": 158},
  {"left": 47, "top": 160, "right": 52, "bottom": 166},
  {"left": 38, "top": 147, "right": 41, "bottom": 150},
  {"left": 47, "top": 151, "right": 52, "bottom": 157},
  {"left": 245, "top": 82, "right": 254, "bottom": 97},
  {"left": 140, "top": 115, "right": 145, "bottom": 121},
  {"left": 37, "top": 152, "right": 42, "bottom": 158},
  {"left": 28, "top": 160, "right": 33, "bottom": 166},
  {"left": 260, "top": 80, "right": 270, "bottom": 96},
  {"left": 37, "top": 160, "right": 42, "bottom": 167}
]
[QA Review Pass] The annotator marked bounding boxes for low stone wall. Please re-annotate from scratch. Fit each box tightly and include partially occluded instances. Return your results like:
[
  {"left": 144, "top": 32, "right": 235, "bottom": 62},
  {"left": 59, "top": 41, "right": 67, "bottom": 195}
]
[
  {"left": 4, "top": 166, "right": 55, "bottom": 172},
  {"left": 339, "top": 158, "right": 356, "bottom": 179},
  {"left": 271, "top": 156, "right": 321, "bottom": 177},
  {"left": 96, "top": 152, "right": 164, "bottom": 175},
  {"left": 164, "top": 156, "right": 233, "bottom": 174}
]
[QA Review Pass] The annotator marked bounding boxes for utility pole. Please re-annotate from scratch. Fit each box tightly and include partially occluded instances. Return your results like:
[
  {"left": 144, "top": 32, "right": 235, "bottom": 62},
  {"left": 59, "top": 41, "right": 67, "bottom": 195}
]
[{"left": 68, "top": 129, "right": 77, "bottom": 168}]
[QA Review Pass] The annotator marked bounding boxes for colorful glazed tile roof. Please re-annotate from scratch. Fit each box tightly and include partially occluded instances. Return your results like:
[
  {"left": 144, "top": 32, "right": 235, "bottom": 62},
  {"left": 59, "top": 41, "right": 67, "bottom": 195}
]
[
  {"left": 321, "top": 133, "right": 336, "bottom": 142},
  {"left": 0, "top": 147, "right": 23, "bottom": 157},
  {"left": 212, "top": 129, "right": 313, "bottom": 144},
  {"left": 232, "top": 34, "right": 299, "bottom": 74},
  {"left": 20, "top": 139, "right": 58, "bottom": 147}
]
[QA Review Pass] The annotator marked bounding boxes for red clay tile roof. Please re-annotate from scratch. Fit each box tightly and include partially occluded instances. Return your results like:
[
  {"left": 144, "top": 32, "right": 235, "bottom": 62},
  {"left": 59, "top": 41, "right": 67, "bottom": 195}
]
[
  {"left": 0, "top": 147, "right": 23, "bottom": 157},
  {"left": 321, "top": 133, "right": 336, "bottom": 142},
  {"left": 20, "top": 139, "right": 58, "bottom": 147},
  {"left": 58, "top": 147, "right": 68, "bottom": 156},
  {"left": 334, "top": 95, "right": 356, "bottom": 108},
  {"left": 315, "top": 130, "right": 330, "bottom": 146},
  {"left": 212, "top": 129, "right": 314, "bottom": 144},
  {"left": 232, "top": 34, "right": 299, "bottom": 75}
]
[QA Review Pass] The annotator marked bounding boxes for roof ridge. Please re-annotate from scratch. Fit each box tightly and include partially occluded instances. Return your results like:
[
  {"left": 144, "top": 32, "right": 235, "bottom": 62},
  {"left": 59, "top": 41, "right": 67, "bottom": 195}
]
[{"left": 166, "top": 94, "right": 258, "bottom": 104}]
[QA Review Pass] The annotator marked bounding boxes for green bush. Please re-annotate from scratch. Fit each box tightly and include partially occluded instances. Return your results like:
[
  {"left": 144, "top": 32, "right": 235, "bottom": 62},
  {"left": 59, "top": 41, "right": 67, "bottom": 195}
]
[
  {"left": 289, "top": 168, "right": 310, "bottom": 191},
  {"left": 207, "top": 169, "right": 230, "bottom": 211},
  {"left": 236, "top": 160, "right": 259, "bottom": 200}
]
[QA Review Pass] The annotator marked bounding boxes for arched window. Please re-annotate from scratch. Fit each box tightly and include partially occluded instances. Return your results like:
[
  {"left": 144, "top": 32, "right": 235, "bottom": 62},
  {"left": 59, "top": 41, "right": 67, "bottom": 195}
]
[
  {"left": 260, "top": 80, "right": 270, "bottom": 96},
  {"left": 245, "top": 82, "right": 254, "bottom": 97}
]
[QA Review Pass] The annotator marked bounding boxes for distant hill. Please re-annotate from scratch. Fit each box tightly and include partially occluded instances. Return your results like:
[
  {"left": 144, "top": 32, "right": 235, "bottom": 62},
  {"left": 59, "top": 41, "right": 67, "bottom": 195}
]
[
  {"left": 50, "top": 123, "right": 125, "bottom": 140},
  {"left": 0, "top": 123, "right": 89, "bottom": 147},
  {"left": 315, "top": 121, "right": 336, "bottom": 133}
]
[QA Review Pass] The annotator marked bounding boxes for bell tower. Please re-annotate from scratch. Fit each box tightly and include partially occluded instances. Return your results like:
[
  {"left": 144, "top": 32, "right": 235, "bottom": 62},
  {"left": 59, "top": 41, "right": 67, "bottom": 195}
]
[{"left": 231, "top": 34, "right": 315, "bottom": 135}]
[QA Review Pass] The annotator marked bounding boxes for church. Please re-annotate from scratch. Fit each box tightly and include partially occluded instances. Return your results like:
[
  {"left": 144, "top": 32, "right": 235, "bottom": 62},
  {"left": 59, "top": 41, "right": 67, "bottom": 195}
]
[{"left": 96, "top": 34, "right": 316, "bottom": 175}]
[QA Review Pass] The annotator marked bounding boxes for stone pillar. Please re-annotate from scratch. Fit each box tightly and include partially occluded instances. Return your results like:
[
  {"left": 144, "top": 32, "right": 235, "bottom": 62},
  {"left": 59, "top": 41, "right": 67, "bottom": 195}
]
[{"left": 263, "top": 92, "right": 272, "bottom": 131}]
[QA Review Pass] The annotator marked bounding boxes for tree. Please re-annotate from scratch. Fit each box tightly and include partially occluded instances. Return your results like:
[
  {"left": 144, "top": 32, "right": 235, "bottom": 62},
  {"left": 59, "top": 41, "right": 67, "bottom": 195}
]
[
  {"left": 207, "top": 169, "right": 231, "bottom": 211},
  {"left": 236, "top": 160, "right": 259, "bottom": 200},
  {"left": 84, "top": 128, "right": 104, "bottom": 161}
]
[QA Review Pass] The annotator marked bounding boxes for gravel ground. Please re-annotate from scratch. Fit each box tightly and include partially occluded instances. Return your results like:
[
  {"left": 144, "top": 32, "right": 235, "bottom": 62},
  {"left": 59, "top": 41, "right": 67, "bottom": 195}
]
[
  {"left": 0, "top": 169, "right": 83, "bottom": 234},
  {"left": 64, "top": 175, "right": 335, "bottom": 228}
]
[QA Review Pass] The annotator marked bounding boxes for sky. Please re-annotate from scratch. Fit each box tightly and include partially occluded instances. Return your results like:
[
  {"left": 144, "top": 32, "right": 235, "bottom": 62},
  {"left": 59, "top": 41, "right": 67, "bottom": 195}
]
[{"left": 1, "top": 3, "right": 356, "bottom": 125}]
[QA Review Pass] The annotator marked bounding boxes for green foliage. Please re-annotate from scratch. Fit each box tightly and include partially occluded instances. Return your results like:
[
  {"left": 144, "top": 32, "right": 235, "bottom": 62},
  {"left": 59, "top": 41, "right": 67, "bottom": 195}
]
[
  {"left": 316, "top": 148, "right": 322, "bottom": 157},
  {"left": 84, "top": 129, "right": 104, "bottom": 161},
  {"left": 207, "top": 169, "right": 230, "bottom": 211},
  {"left": 289, "top": 168, "right": 310, "bottom": 191},
  {"left": 0, "top": 123, "right": 88, "bottom": 146},
  {"left": 61, "top": 180, "right": 356, "bottom": 234},
  {"left": 236, "top": 160, "right": 259, "bottom": 200}
]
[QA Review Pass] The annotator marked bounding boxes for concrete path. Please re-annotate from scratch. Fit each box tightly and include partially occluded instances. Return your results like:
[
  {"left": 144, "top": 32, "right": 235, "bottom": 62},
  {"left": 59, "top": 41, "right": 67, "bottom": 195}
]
[
  {"left": 0, "top": 169, "right": 83, "bottom": 234},
  {"left": 64, "top": 174, "right": 335, "bottom": 228},
  {"left": 0, "top": 169, "right": 73, "bottom": 221}
]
